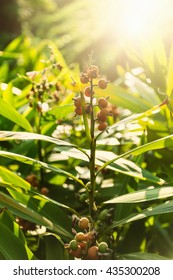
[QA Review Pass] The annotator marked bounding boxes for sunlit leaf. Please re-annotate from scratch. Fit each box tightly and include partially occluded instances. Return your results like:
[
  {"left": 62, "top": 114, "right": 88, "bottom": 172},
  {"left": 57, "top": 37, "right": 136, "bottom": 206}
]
[
  {"left": 105, "top": 186, "right": 173, "bottom": 204},
  {"left": 0, "top": 150, "right": 85, "bottom": 187},
  {"left": 103, "top": 200, "right": 173, "bottom": 233},
  {"left": 0, "top": 100, "right": 33, "bottom": 132}
]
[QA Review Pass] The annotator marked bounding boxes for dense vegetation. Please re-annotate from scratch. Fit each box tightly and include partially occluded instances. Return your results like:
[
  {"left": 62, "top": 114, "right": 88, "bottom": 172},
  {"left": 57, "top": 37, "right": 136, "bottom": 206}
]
[{"left": 0, "top": 0, "right": 173, "bottom": 260}]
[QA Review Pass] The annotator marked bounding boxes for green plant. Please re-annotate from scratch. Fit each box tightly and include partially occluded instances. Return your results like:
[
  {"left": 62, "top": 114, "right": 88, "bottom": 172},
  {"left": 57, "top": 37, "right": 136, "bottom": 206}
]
[{"left": 1, "top": 38, "right": 173, "bottom": 260}]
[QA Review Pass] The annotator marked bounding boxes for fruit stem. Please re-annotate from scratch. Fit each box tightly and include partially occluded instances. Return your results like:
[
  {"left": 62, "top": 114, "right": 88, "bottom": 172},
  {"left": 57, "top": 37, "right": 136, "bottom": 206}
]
[{"left": 88, "top": 78, "right": 97, "bottom": 217}]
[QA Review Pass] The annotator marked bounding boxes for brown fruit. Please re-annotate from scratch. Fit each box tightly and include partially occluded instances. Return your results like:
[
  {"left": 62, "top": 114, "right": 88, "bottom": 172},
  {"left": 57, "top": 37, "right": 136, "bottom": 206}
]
[
  {"left": 40, "top": 187, "right": 49, "bottom": 196},
  {"left": 84, "top": 86, "right": 93, "bottom": 97},
  {"left": 78, "top": 217, "right": 90, "bottom": 229},
  {"left": 98, "top": 79, "right": 108, "bottom": 89},
  {"left": 85, "top": 231, "right": 95, "bottom": 241},
  {"left": 74, "top": 97, "right": 82, "bottom": 107},
  {"left": 75, "top": 107, "right": 83, "bottom": 115},
  {"left": 70, "top": 245, "right": 82, "bottom": 258},
  {"left": 75, "top": 232, "right": 86, "bottom": 242},
  {"left": 98, "top": 98, "right": 108, "bottom": 108},
  {"left": 80, "top": 73, "right": 89, "bottom": 84},
  {"left": 98, "top": 122, "right": 108, "bottom": 131},
  {"left": 78, "top": 241, "right": 87, "bottom": 249},
  {"left": 97, "top": 112, "right": 107, "bottom": 122},
  {"left": 25, "top": 174, "right": 39, "bottom": 188},
  {"left": 87, "top": 246, "right": 98, "bottom": 260},
  {"left": 87, "top": 65, "right": 99, "bottom": 79}
]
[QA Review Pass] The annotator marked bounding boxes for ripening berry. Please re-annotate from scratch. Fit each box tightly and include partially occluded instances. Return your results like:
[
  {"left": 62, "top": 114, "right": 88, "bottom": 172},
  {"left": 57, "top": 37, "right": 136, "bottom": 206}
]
[
  {"left": 87, "top": 65, "right": 99, "bottom": 79},
  {"left": 98, "top": 98, "right": 108, "bottom": 108},
  {"left": 40, "top": 187, "right": 49, "bottom": 196},
  {"left": 78, "top": 217, "right": 90, "bottom": 230},
  {"left": 75, "top": 107, "right": 83, "bottom": 115},
  {"left": 25, "top": 174, "right": 39, "bottom": 188},
  {"left": 97, "top": 112, "right": 107, "bottom": 122},
  {"left": 70, "top": 245, "right": 82, "bottom": 258},
  {"left": 74, "top": 97, "right": 82, "bottom": 107},
  {"left": 98, "top": 79, "right": 108, "bottom": 89},
  {"left": 98, "top": 242, "right": 108, "bottom": 253},
  {"left": 85, "top": 231, "right": 95, "bottom": 241},
  {"left": 75, "top": 232, "right": 86, "bottom": 242},
  {"left": 87, "top": 246, "right": 98, "bottom": 260},
  {"left": 69, "top": 240, "right": 78, "bottom": 251},
  {"left": 78, "top": 241, "right": 87, "bottom": 249},
  {"left": 84, "top": 86, "right": 93, "bottom": 97},
  {"left": 98, "top": 122, "right": 108, "bottom": 131},
  {"left": 80, "top": 73, "right": 89, "bottom": 84}
]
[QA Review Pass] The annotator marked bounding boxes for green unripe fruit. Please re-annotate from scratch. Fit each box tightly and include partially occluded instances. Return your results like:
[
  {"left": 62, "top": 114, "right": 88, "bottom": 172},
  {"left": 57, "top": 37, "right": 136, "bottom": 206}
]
[
  {"left": 98, "top": 242, "right": 108, "bottom": 253},
  {"left": 69, "top": 239, "right": 78, "bottom": 251},
  {"left": 79, "top": 193, "right": 87, "bottom": 202},
  {"left": 98, "top": 209, "right": 109, "bottom": 221}
]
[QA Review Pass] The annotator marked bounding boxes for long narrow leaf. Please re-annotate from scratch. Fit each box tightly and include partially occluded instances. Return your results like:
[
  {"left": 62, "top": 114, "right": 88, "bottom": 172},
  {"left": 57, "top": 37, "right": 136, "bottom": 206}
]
[
  {"left": 105, "top": 186, "right": 173, "bottom": 204},
  {"left": 0, "top": 150, "right": 85, "bottom": 187},
  {"left": 0, "top": 99, "right": 33, "bottom": 132},
  {"left": 102, "top": 200, "right": 173, "bottom": 234}
]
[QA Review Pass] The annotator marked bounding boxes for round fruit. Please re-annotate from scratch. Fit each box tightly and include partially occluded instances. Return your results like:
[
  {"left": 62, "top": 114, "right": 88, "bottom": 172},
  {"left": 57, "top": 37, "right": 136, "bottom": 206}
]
[
  {"left": 98, "top": 122, "right": 108, "bottom": 131},
  {"left": 74, "top": 97, "right": 82, "bottom": 107},
  {"left": 98, "top": 242, "right": 108, "bottom": 253},
  {"left": 70, "top": 245, "right": 82, "bottom": 258},
  {"left": 97, "top": 112, "right": 107, "bottom": 122},
  {"left": 75, "top": 107, "right": 83, "bottom": 115},
  {"left": 87, "top": 246, "right": 98, "bottom": 260},
  {"left": 98, "top": 79, "right": 108, "bottom": 89},
  {"left": 84, "top": 86, "right": 92, "bottom": 97},
  {"left": 75, "top": 232, "right": 86, "bottom": 242},
  {"left": 40, "top": 187, "right": 49, "bottom": 196},
  {"left": 98, "top": 98, "right": 108, "bottom": 108},
  {"left": 69, "top": 240, "right": 78, "bottom": 251},
  {"left": 98, "top": 209, "right": 109, "bottom": 221},
  {"left": 87, "top": 65, "right": 99, "bottom": 79},
  {"left": 80, "top": 74, "right": 89, "bottom": 84},
  {"left": 78, "top": 217, "right": 90, "bottom": 230},
  {"left": 78, "top": 241, "right": 87, "bottom": 249},
  {"left": 85, "top": 231, "right": 95, "bottom": 241}
]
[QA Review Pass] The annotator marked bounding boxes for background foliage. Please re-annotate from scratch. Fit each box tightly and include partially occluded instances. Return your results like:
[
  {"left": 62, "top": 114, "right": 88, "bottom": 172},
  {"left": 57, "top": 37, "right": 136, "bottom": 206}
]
[{"left": 1, "top": 0, "right": 173, "bottom": 260}]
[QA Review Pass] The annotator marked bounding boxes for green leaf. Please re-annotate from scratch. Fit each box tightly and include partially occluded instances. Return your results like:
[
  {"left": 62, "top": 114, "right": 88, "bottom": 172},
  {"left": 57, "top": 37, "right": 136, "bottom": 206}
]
[
  {"left": 121, "top": 252, "right": 168, "bottom": 260},
  {"left": 61, "top": 148, "right": 164, "bottom": 184},
  {"left": 48, "top": 104, "right": 74, "bottom": 119},
  {"left": 103, "top": 200, "right": 173, "bottom": 233},
  {"left": 0, "top": 131, "right": 75, "bottom": 147},
  {"left": 0, "top": 166, "right": 31, "bottom": 190},
  {"left": 0, "top": 191, "right": 73, "bottom": 240},
  {"left": 97, "top": 133, "right": 173, "bottom": 178},
  {"left": 0, "top": 99, "right": 33, "bottom": 132},
  {"left": 105, "top": 186, "right": 173, "bottom": 204},
  {"left": 0, "top": 150, "right": 85, "bottom": 187},
  {"left": 0, "top": 209, "right": 36, "bottom": 260}
]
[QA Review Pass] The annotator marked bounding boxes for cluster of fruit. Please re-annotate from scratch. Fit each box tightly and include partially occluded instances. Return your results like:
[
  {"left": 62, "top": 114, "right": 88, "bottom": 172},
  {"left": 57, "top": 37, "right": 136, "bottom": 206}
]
[
  {"left": 25, "top": 173, "right": 49, "bottom": 196},
  {"left": 73, "top": 64, "right": 119, "bottom": 131},
  {"left": 66, "top": 217, "right": 110, "bottom": 259}
]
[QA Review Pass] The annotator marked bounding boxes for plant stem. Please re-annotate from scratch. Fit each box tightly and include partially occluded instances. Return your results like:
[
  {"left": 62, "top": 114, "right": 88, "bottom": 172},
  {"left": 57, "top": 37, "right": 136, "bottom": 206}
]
[
  {"left": 88, "top": 79, "right": 96, "bottom": 217},
  {"left": 35, "top": 110, "right": 45, "bottom": 187}
]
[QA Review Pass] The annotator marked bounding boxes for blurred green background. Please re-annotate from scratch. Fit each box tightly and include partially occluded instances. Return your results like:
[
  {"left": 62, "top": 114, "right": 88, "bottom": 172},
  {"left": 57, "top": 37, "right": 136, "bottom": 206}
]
[{"left": 1, "top": 0, "right": 173, "bottom": 80}]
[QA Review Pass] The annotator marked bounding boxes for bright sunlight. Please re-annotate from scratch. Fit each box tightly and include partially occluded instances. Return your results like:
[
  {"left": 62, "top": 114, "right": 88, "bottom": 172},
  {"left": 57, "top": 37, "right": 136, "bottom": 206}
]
[{"left": 97, "top": 0, "right": 173, "bottom": 41}]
